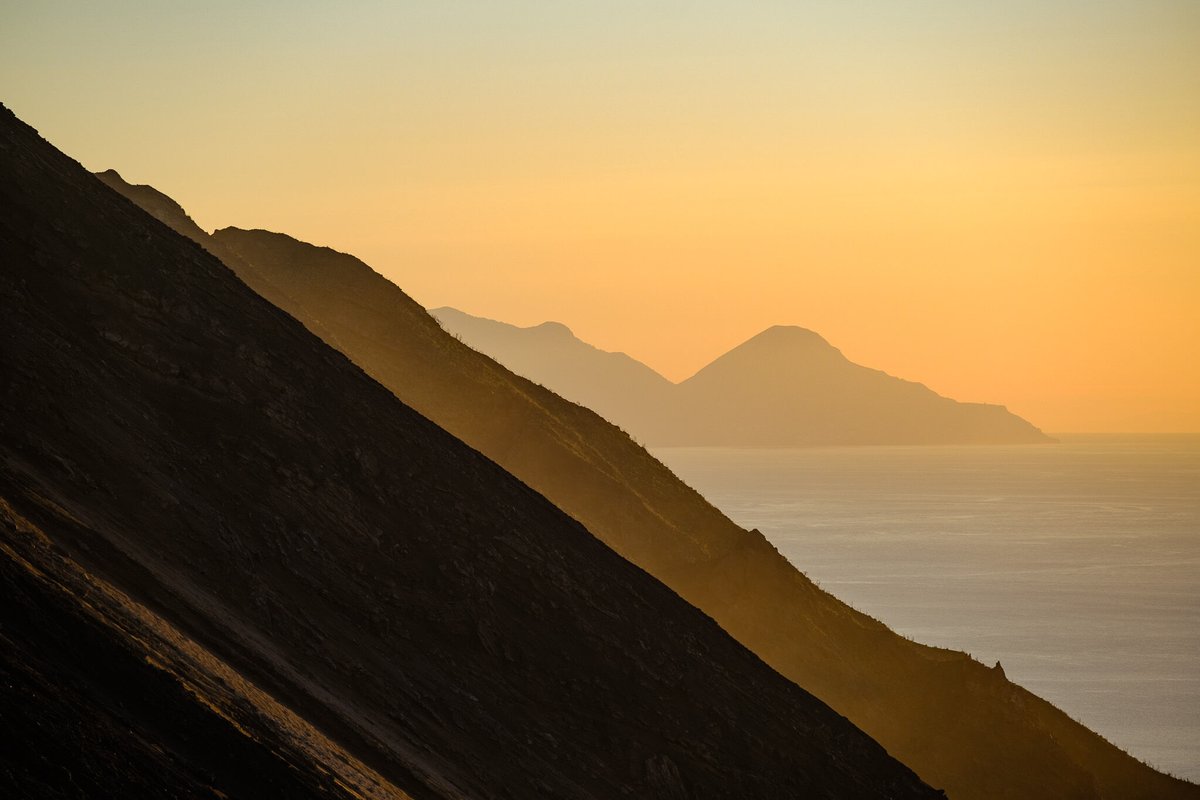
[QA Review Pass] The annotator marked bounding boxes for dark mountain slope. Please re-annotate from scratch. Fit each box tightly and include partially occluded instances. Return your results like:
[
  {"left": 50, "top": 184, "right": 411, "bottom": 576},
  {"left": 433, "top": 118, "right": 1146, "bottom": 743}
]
[
  {"left": 128, "top": 194, "right": 1197, "bottom": 798},
  {"left": 1, "top": 106, "right": 940, "bottom": 798},
  {"left": 203, "top": 225, "right": 732, "bottom": 578},
  {"left": 0, "top": 502, "right": 392, "bottom": 800},
  {"left": 669, "top": 325, "right": 1049, "bottom": 445},
  {"left": 92, "top": 169, "right": 349, "bottom": 355}
]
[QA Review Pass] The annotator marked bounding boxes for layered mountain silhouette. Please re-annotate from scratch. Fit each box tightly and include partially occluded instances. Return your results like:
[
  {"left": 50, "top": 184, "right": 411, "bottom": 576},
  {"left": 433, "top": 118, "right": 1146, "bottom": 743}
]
[
  {"left": 431, "top": 306, "right": 677, "bottom": 440},
  {"left": 432, "top": 307, "right": 1051, "bottom": 445},
  {"left": 3, "top": 106, "right": 944, "bottom": 798},
  {"left": 94, "top": 169, "right": 1196, "bottom": 798}
]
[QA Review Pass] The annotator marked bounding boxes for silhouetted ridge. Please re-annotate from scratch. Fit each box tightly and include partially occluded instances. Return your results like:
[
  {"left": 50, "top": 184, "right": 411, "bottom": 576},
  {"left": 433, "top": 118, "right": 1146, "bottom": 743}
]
[
  {"left": 534, "top": 320, "right": 573, "bottom": 336},
  {"left": 665, "top": 325, "right": 1052, "bottom": 445},
  {"left": 95, "top": 168, "right": 205, "bottom": 238},
  {"left": 744, "top": 324, "right": 838, "bottom": 350},
  {"left": 692, "top": 324, "right": 847, "bottom": 372},
  {"left": 99, "top": 158, "right": 1193, "bottom": 798},
  {"left": 3, "top": 104, "right": 942, "bottom": 798}
]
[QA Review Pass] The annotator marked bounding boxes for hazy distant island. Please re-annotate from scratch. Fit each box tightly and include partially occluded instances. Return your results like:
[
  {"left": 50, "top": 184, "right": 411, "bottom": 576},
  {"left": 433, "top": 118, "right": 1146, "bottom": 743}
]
[
  {"left": 77, "top": 155, "right": 1197, "bottom": 800},
  {"left": 432, "top": 307, "right": 1053, "bottom": 446}
]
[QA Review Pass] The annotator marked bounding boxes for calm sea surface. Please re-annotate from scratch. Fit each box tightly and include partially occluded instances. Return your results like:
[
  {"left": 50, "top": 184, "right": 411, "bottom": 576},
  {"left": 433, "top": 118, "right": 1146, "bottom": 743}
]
[{"left": 654, "top": 435, "right": 1200, "bottom": 781}]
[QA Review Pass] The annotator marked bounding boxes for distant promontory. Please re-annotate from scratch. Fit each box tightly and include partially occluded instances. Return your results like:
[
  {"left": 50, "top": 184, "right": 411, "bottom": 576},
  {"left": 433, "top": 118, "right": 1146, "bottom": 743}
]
[{"left": 433, "top": 308, "right": 1052, "bottom": 446}]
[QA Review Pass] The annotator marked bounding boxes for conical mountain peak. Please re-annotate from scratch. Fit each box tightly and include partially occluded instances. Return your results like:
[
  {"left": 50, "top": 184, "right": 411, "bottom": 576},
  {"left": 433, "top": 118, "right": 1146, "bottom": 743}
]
[
  {"left": 686, "top": 325, "right": 848, "bottom": 385},
  {"left": 532, "top": 319, "right": 574, "bottom": 338},
  {"left": 754, "top": 324, "right": 832, "bottom": 345},
  {"left": 730, "top": 325, "right": 843, "bottom": 359}
]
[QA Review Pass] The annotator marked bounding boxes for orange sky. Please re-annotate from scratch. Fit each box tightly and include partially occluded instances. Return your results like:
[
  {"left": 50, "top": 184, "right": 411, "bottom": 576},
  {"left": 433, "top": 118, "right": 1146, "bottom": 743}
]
[{"left": 2, "top": 2, "right": 1197, "bottom": 432}]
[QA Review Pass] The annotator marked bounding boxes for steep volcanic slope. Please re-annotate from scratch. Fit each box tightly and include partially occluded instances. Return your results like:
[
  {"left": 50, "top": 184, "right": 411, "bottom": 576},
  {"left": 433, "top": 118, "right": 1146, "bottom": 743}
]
[
  {"left": 0, "top": 504, "right": 395, "bottom": 800},
  {"left": 431, "top": 309, "right": 1049, "bottom": 446},
  {"left": 0, "top": 107, "right": 941, "bottom": 798},
  {"left": 430, "top": 306, "right": 675, "bottom": 438},
  {"left": 106, "top": 189, "right": 1199, "bottom": 798}
]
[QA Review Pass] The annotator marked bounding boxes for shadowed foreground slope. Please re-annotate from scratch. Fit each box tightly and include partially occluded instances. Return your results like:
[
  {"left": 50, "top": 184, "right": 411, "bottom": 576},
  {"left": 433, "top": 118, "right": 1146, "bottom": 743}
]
[
  {"left": 0, "top": 507, "right": 391, "bottom": 800},
  {"left": 98, "top": 176, "right": 1199, "bottom": 798},
  {"left": 0, "top": 106, "right": 940, "bottom": 798},
  {"left": 431, "top": 307, "right": 1050, "bottom": 446}
]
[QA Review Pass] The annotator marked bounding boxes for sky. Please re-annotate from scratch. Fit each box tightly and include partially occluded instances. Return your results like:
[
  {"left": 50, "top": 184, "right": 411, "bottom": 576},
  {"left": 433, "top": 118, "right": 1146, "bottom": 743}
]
[{"left": 2, "top": 1, "right": 1198, "bottom": 432}]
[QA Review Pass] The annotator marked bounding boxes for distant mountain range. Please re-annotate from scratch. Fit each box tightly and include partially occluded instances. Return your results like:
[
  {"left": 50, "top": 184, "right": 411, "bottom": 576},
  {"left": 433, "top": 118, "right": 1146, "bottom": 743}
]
[
  {"left": 87, "top": 164, "right": 1196, "bottom": 800},
  {"left": 430, "top": 306, "right": 677, "bottom": 440},
  {"left": 433, "top": 307, "right": 1051, "bottom": 446}
]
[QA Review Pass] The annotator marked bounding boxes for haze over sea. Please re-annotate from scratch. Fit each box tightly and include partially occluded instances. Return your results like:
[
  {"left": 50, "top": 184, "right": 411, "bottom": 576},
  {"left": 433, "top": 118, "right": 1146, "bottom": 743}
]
[{"left": 655, "top": 435, "right": 1200, "bottom": 781}]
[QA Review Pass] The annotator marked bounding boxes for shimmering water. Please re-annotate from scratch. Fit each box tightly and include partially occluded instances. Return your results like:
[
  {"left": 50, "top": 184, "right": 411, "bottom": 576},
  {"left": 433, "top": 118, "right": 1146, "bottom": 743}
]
[{"left": 655, "top": 435, "right": 1200, "bottom": 781}]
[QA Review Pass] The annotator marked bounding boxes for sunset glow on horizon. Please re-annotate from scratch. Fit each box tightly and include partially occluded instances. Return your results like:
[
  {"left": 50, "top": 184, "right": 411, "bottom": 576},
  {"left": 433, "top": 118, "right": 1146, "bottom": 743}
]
[{"left": 3, "top": 1, "right": 1197, "bottom": 432}]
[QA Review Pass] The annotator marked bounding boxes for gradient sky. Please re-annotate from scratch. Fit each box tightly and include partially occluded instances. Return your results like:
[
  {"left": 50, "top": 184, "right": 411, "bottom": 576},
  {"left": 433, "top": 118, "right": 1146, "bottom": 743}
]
[{"left": 3, "top": 1, "right": 1197, "bottom": 432}]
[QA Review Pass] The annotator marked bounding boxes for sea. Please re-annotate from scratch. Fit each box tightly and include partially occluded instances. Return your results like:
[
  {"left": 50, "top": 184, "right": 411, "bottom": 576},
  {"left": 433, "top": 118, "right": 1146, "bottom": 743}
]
[{"left": 654, "top": 435, "right": 1200, "bottom": 782}]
